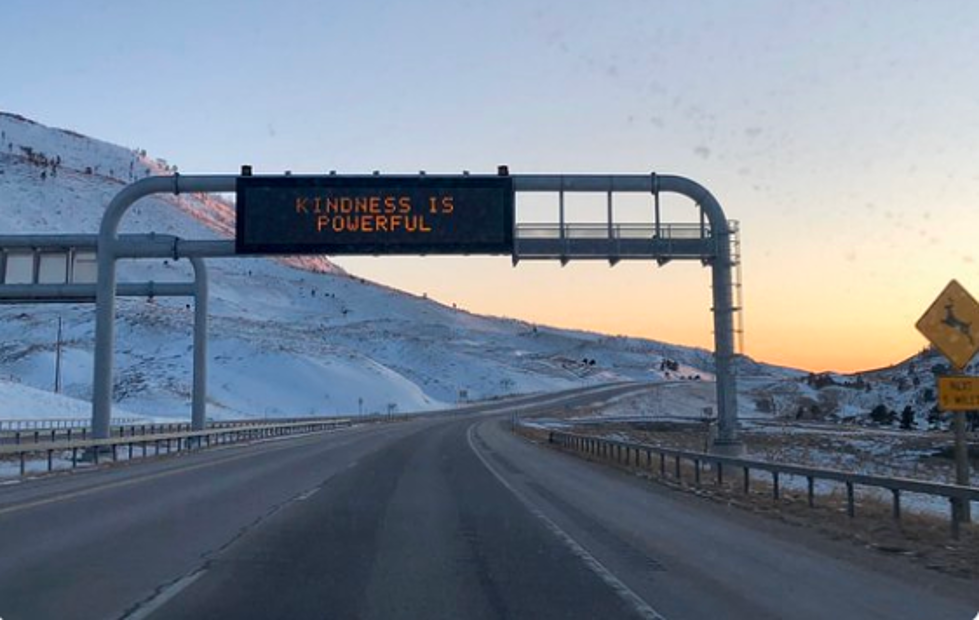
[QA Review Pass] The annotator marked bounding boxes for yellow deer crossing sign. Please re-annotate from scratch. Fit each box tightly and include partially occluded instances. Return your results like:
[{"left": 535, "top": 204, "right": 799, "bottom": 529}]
[{"left": 916, "top": 280, "right": 979, "bottom": 371}]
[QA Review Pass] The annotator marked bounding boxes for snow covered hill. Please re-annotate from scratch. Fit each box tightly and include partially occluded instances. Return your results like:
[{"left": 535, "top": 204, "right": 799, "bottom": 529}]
[
  {"left": 0, "top": 111, "right": 792, "bottom": 422},
  {"left": 740, "top": 348, "right": 979, "bottom": 431}
]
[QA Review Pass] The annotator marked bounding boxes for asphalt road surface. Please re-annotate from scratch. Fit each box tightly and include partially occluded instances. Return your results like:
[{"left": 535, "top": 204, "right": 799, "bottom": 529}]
[{"left": 0, "top": 384, "right": 975, "bottom": 620}]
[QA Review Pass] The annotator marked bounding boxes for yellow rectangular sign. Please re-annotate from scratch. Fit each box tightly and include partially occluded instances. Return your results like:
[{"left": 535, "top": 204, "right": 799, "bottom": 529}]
[{"left": 937, "top": 376, "right": 979, "bottom": 411}]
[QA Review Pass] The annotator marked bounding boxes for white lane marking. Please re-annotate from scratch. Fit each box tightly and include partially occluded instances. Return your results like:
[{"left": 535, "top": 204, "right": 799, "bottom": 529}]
[
  {"left": 466, "top": 423, "right": 666, "bottom": 620},
  {"left": 295, "top": 488, "right": 320, "bottom": 502},
  {"left": 122, "top": 567, "right": 208, "bottom": 620}
]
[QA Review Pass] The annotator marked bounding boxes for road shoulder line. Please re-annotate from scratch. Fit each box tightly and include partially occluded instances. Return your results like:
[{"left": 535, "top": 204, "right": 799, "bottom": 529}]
[{"left": 466, "top": 421, "right": 666, "bottom": 620}]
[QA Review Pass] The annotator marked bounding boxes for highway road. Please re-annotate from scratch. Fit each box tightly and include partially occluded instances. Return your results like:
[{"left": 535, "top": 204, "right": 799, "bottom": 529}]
[{"left": 0, "top": 384, "right": 975, "bottom": 620}]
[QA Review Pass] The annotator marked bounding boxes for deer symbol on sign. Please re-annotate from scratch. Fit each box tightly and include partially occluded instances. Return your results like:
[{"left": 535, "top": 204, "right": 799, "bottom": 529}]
[{"left": 942, "top": 300, "right": 975, "bottom": 346}]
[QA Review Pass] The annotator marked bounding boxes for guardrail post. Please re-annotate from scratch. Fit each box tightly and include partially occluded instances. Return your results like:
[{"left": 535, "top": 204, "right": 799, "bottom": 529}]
[
  {"left": 807, "top": 477, "right": 815, "bottom": 508},
  {"left": 772, "top": 471, "right": 780, "bottom": 500},
  {"left": 72, "top": 447, "right": 78, "bottom": 468},
  {"left": 846, "top": 482, "right": 855, "bottom": 517},
  {"left": 47, "top": 449, "right": 53, "bottom": 472},
  {"left": 950, "top": 499, "right": 961, "bottom": 539},
  {"left": 694, "top": 459, "right": 701, "bottom": 486},
  {"left": 19, "top": 452, "right": 25, "bottom": 476},
  {"left": 674, "top": 455, "right": 681, "bottom": 480},
  {"left": 128, "top": 442, "right": 134, "bottom": 460},
  {"left": 716, "top": 462, "right": 724, "bottom": 486},
  {"left": 660, "top": 452, "right": 666, "bottom": 476},
  {"left": 891, "top": 489, "right": 901, "bottom": 520},
  {"left": 743, "top": 467, "right": 750, "bottom": 493}
]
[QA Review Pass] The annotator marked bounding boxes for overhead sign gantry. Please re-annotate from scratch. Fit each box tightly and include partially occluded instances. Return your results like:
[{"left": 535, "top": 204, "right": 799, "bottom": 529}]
[{"left": 89, "top": 169, "right": 744, "bottom": 453}]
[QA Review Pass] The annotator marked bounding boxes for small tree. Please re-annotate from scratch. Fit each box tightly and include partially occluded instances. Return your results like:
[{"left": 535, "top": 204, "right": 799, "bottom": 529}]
[
  {"left": 870, "top": 404, "right": 895, "bottom": 425},
  {"left": 899, "top": 405, "right": 916, "bottom": 430}
]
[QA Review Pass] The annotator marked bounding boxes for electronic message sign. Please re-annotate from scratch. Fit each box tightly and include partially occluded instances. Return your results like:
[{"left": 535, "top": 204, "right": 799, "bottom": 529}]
[{"left": 235, "top": 175, "right": 514, "bottom": 255}]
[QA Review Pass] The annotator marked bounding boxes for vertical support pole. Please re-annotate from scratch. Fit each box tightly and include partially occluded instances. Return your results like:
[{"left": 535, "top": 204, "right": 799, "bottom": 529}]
[
  {"left": 709, "top": 232, "right": 739, "bottom": 450},
  {"left": 606, "top": 189, "right": 614, "bottom": 240},
  {"left": 951, "top": 499, "right": 961, "bottom": 540},
  {"left": 190, "top": 257, "right": 208, "bottom": 433},
  {"left": 558, "top": 179, "right": 567, "bottom": 259},
  {"left": 953, "top": 411, "right": 972, "bottom": 523},
  {"left": 92, "top": 237, "right": 119, "bottom": 440},
  {"left": 653, "top": 174, "right": 661, "bottom": 239}
]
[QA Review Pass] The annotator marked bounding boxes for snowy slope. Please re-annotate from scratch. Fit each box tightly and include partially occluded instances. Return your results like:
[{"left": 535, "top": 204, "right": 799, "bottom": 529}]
[
  {"left": 0, "top": 376, "right": 143, "bottom": 422},
  {"left": 0, "top": 111, "right": 790, "bottom": 421}
]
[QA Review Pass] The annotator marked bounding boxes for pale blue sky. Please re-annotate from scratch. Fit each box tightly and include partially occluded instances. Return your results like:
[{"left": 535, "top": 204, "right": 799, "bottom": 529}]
[{"left": 5, "top": 0, "right": 979, "bottom": 370}]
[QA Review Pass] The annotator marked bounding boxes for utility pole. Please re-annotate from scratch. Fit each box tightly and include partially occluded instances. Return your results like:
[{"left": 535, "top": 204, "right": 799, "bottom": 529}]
[{"left": 54, "top": 316, "right": 63, "bottom": 394}]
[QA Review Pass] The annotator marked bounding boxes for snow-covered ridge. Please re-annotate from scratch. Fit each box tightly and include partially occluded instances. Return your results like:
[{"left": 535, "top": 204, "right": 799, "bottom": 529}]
[{"left": 0, "top": 110, "right": 341, "bottom": 276}]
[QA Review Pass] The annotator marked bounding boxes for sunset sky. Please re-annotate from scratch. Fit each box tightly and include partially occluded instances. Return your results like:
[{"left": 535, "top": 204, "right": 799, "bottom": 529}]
[{"left": 5, "top": 0, "right": 979, "bottom": 372}]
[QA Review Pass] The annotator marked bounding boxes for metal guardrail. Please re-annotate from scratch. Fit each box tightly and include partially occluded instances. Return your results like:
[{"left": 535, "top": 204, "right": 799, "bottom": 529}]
[
  {"left": 543, "top": 429, "right": 979, "bottom": 539},
  {"left": 0, "top": 416, "right": 362, "bottom": 445},
  {"left": 0, "top": 418, "right": 361, "bottom": 478},
  {"left": 0, "top": 417, "right": 144, "bottom": 431}
]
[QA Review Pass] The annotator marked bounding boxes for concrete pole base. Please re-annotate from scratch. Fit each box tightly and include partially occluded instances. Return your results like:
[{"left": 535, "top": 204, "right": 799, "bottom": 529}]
[
  {"left": 80, "top": 445, "right": 114, "bottom": 463},
  {"left": 710, "top": 439, "right": 745, "bottom": 457}
]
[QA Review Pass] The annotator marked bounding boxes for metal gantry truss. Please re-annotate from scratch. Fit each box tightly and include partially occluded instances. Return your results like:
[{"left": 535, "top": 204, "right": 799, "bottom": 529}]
[
  {"left": 0, "top": 234, "right": 210, "bottom": 431},
  {"left": 506, "top": 174, "right": 742, "bottom": 449}
]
